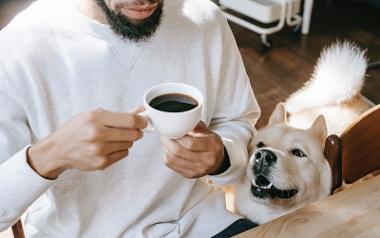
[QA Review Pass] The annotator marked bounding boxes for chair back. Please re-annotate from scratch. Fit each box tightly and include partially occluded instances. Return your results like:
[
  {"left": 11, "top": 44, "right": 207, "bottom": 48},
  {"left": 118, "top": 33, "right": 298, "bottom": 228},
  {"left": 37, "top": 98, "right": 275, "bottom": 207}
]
[
  {"left": 324, "top": 104, "right": 380, "bottom": 193},
  {"left": 340, "top": 104, "right": 380, "bottom": 184}
]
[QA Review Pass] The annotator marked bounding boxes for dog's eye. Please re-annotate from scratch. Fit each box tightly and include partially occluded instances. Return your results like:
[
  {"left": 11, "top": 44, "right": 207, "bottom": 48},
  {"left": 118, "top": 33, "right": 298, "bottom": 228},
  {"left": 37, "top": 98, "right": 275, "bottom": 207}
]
[
  {"left": 291, "top": 149, "right": 307, "bottom": 158},
  {"left": 256, "top": 142, "right": 265, "bottom": 148}
]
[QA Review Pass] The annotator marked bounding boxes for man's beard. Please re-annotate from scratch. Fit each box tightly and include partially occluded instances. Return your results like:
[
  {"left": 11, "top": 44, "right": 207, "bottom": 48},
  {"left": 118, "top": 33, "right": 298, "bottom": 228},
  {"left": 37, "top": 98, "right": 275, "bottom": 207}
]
[{"left": 95, "top": 0, "right": 163, "bottom": 42}]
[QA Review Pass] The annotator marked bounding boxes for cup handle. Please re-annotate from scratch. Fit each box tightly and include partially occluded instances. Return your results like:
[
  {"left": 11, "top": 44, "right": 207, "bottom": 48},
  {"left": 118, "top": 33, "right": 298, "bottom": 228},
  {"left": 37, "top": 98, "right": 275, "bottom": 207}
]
[{"left": 139, "top": 111, "right": 155, "bottom": 133}]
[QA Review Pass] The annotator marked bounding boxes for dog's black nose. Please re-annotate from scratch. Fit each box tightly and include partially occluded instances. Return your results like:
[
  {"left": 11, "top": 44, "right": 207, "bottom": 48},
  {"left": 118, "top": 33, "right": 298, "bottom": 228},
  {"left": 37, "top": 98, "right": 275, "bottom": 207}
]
[{"left": 253, "top": 149, "right": 277, "bottom": 174}]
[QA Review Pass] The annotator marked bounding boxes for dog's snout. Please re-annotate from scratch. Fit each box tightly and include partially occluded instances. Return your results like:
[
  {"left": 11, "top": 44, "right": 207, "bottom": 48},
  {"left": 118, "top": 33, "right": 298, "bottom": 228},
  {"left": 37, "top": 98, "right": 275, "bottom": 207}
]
[
  {"left": 264, "top": 150, "right": 277, "bottom": 164},
  {"left": 255, "top": 151, "right": 263, "bottom": 160},
  {"left": 254, "top": 149, "right": 277, "bottom": 167}
]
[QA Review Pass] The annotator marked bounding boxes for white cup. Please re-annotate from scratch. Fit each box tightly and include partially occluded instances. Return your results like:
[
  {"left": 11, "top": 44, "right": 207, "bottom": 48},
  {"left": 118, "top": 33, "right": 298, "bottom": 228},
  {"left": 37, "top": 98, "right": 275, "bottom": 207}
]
[{"left": 141, "top": 83, "right": 204, "bottom": 139}]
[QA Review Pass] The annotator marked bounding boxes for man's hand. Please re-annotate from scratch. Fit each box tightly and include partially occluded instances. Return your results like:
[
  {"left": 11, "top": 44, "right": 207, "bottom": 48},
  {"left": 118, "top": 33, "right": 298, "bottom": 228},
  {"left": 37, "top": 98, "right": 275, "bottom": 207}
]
[
  {"left": 160, "top": 121, "right": 226, "bottom": 178},
  {"left": 27, "top": 108, "right": 148, "bottom": 179}
]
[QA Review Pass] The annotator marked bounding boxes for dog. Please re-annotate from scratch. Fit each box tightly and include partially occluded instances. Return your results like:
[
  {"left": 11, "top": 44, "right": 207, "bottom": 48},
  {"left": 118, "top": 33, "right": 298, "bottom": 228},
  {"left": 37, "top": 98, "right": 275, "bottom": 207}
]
[{"left": 228, "top": 41, "right": 373, "bottom": 224}]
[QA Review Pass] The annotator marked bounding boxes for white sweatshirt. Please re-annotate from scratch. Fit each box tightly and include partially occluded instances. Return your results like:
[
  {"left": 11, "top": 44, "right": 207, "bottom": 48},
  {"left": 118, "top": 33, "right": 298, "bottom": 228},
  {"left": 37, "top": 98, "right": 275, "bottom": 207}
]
[{"left": 0, "top": 0, "right": 260, "bottom": 237}]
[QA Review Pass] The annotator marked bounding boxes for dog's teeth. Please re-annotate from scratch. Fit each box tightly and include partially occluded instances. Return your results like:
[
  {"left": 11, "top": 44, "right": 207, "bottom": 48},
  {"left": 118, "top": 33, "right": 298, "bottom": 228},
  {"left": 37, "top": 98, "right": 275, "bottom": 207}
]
[
  {"left": 253, "top": 182, "right": 273, "bottom": 189},
  {"left": 262, "top": 183, "right": 272, "bottom": 189}
]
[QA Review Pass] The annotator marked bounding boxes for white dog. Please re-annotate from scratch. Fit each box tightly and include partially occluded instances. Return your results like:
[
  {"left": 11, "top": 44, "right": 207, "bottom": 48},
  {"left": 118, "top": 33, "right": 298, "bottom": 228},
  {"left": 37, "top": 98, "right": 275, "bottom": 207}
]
[{"left": 230, "top": 42, "right": 373, "bottom": 224}]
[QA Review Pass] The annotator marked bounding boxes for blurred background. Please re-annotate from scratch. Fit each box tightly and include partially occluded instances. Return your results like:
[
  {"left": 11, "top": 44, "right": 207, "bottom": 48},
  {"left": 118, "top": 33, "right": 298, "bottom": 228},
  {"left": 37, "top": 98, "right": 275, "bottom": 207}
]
[
  {"left": 0, "top": 0, "right": 379, "bottom": 236},
  {"left": 216, "top": 0, "right": 380, "bottom": 127}
]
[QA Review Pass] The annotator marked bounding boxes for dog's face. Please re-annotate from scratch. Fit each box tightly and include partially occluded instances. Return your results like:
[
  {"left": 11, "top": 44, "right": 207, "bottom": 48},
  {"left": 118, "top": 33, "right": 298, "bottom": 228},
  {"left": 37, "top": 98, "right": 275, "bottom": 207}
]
[{"left": 247, "top": 103, "right": 332, "bottom": 208}]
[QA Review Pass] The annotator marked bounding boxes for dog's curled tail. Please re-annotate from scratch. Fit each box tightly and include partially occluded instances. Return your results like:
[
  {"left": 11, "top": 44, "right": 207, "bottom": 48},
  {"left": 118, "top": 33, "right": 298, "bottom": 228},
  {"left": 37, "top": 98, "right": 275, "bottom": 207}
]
[{"left": 286, "top": 41, "right": 368, "bottom": 113}]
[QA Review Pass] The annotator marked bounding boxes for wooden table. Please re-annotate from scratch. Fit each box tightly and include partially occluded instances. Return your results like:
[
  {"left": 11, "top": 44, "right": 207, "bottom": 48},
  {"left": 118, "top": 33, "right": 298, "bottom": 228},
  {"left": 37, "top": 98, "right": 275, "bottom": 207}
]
[{"left": 235, "top": 175, "right": 380, "bottom": 238}]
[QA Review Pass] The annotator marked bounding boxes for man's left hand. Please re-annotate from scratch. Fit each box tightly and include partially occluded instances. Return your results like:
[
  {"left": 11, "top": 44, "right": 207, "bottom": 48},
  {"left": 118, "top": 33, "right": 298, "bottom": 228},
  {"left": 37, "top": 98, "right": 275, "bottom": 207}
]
[{"left": 160, "top": 121, "right": 226, "bottom": 178}]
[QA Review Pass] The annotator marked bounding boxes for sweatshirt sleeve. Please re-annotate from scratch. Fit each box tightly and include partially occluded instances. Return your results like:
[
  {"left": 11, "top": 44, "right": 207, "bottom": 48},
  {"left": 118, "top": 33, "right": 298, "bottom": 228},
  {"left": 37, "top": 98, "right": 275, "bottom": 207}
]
[
  {"left": 207, "top": 13, "right": 260, "bottom": 185},
  {"left": 0, "top": 73, "right": 53, "bottom": 231}
]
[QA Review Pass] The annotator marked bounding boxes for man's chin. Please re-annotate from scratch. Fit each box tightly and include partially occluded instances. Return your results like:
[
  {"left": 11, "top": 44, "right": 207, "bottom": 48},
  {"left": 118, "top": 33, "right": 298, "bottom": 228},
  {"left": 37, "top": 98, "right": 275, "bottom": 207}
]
[{"left": 96, "top": 0, "right": 164, "bottom": 42}]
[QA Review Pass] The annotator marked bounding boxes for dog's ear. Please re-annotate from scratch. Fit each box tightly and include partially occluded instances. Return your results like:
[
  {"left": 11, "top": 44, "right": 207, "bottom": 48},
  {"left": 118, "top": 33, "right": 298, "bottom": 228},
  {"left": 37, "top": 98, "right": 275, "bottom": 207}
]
[
  {"left": 309, "top": 115, "right": 328, "bottom": 144},
  {"left": 268, "top": 103, "right": 287, "bottom": 126}
]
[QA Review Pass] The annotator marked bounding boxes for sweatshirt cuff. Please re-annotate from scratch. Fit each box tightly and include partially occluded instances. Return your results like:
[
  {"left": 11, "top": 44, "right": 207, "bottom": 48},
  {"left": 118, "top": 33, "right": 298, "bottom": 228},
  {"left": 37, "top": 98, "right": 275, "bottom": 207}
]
[
  {"left": 207, "top": 137, "right": 248, "bottom": 185},
  {"left": 3, "top": 146, "right": 54, "bottom": 185},
  {"left": 0, "top": 146, "right": 54, "bottom": 218}
]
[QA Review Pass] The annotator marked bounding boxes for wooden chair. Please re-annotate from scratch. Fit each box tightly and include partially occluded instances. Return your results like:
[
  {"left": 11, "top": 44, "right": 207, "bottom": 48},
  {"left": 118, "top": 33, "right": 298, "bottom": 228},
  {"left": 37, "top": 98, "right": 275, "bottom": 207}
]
[
  {"left": 325, "top": 104, "right": 380, "bottom": 192},
  {"left": 340, "top": 104, "right": 380, "bottom": 184}
]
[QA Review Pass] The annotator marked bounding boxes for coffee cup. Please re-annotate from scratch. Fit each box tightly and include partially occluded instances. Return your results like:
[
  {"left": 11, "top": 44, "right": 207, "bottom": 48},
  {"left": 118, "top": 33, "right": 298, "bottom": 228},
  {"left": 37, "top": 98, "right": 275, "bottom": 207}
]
[{"left": 140, "top": 83, "right": 204, "bottom": 139}]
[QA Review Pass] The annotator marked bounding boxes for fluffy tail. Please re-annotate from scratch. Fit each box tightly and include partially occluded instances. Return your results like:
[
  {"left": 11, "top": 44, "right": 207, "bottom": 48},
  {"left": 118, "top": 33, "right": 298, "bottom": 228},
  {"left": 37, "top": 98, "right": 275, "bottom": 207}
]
[{"left": 286, "top": 41, "right": 367, "bottom": 113}]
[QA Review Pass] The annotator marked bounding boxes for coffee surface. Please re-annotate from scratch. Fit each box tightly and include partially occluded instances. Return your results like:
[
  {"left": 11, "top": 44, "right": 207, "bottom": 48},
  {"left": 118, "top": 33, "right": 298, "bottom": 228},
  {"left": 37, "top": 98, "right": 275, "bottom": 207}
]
[{"left": 149, "top": 93, "right": 198, "bottom": 112}]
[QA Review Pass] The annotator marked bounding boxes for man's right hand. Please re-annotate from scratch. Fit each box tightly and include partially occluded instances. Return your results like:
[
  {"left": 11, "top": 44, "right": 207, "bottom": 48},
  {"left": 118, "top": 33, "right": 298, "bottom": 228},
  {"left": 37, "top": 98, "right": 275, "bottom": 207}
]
[{"left": 27, "top": 108, "right": 148, "bottom": 179}]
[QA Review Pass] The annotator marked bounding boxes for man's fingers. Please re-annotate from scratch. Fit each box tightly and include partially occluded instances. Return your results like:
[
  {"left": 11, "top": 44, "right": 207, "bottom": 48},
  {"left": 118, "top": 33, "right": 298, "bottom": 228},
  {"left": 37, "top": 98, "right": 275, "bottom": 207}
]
[
  {"left": 164, "top": 154, "right": 194, "bottom": 170},
  {"left": 107, "top": 149, "right": 130, "bottom": 164},
  {"left": 96, "top": 109, "right": 148, "bottom": 129},
  {"left": 132, "top": 106, "right": 145, "bottom": 114},
  {"left": 160, "top": 137, "right": 199, "bottom": 161},
  {"left": 187, "top": 121, "right": 212, "bottom": 139},
  {"left": 191, "top": 121, "right": 208, "bottom": 133},
  {"left": 164, "top": 154, "right": 198, "bottom": 178},
  {"left": 103, "top": 142, "right": 133, "bottom": 154},
  {"left": 175, "top": 135, "right": 208, "bottom": 151},
  {"left": 166, "top": 163, "right": 194, "bottom": 179},
  {"left": 104, "top": 128, "right": 143, "bottom": 142}
]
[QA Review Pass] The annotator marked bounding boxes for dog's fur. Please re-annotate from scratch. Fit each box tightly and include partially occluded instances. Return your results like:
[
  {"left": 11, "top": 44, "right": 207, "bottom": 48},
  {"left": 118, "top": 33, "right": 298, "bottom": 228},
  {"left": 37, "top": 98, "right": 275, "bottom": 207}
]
[
  {"left": 285, "top": 41, "right": 373, "bottom": 135},
  {"left": 229, "top": 42, "right": 373, "bottom": 224}
]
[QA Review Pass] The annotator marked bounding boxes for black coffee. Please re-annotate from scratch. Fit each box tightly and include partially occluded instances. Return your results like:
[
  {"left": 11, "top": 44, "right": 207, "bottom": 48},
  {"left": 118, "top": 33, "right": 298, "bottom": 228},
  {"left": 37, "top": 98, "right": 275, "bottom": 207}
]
[{"left": 149, "top": 93, "right": 198, "bottom": 112}]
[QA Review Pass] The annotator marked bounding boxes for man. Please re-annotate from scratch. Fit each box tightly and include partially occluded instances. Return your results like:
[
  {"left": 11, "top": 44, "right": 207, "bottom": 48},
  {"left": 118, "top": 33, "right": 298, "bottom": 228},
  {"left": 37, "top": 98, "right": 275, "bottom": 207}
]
[{"left": 0, "top": 0, "right": 260, "bottom": 237}]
